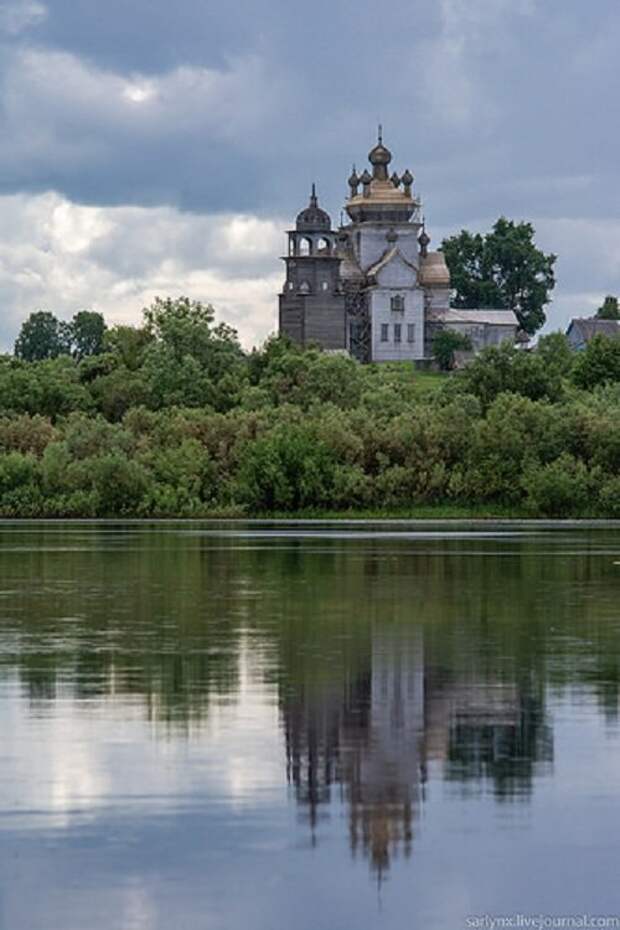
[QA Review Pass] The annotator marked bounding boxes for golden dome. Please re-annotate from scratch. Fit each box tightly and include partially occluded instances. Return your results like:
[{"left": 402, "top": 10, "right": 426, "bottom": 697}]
[{"left": 419, "top": 251, "right": 451, "bottom": 287}]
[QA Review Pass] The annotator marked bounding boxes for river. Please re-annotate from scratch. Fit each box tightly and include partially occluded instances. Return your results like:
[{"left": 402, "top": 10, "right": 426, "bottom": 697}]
[{"left": 0, "top": 522, "right": 619, "bottom": 929}]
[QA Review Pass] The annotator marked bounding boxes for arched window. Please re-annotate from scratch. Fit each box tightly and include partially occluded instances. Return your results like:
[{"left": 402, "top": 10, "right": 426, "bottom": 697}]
[
  {"left": 289, "top": 238, "right": 296, "bottom": 256},
  {"left": 321, "top": 281, "right": 329, "bottom": 291},
  {"left": 299, "top": 238, "right": 312, "bottom": 256},
  {"left": 299, "top": 280, "right": 311, "bottom": 294},
  {"left": 391, "top": 294, "right": 405, "bottom": 312},
  {"left": 317, "top": 237, "right": 331, "bottom": 254}
]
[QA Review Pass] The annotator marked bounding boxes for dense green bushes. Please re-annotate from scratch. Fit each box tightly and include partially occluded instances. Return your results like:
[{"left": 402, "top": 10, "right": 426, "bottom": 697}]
[{"left": 1, "top": 298, "right": 620, "bottom": 517}]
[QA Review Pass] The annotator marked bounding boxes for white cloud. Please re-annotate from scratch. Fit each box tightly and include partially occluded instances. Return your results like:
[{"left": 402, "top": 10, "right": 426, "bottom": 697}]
[
  {"left": 0, "top": 191, "right": 285, "bottom": 350},
  {"left": 1, "top": 192, "right": 619, "bottom": 352},
  {"left": 0, "top": 0, "right": 46, "bottom": 35}
]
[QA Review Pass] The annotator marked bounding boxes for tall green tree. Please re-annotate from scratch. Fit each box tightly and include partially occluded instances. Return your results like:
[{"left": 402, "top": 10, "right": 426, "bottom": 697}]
[
  {"left": 143, "top": 296, "right": 217, "bottom": 363},
  {"left": 70, "top": 311, "right": 106, "bottom": 359},
  {"left": 142, "top": 297, "right": 246, "bottom": 409},
  {"left": 442, "top": 218, "right": 556, "bottom": 335},
  {"left": 595, "top": 295, "right": 619, "bottom": 320},
  {"left": 14, "top": 312, "right": 70, "bottom": 361}
]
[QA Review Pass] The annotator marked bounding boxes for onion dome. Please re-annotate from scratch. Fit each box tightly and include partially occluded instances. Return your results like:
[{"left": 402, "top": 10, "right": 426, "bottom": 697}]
[
  {"left": 348, "top": 167, "right": 360, "bottom": 188},
  {"left": 419, "top": 251, "right": 451, "bottom": 287},
  {"left": 296, "top": 184, "right": 331, "bottom": 231},
  {"left": 360, "top": 169, "right": 372, "bottom": 196},
  {"left": 369, "top": 141, "right": 392, "bottom": 168},
  {"left": 418, "top": 226, "right": 431, "bottom": 257},
  {"left": 368, "top": 127, "right": 392, "bottom": 181},
  {"left": 390, "top": 172, "right": 401, "bottom": 188},
  {"left": 401, "top": 169, "right": 414, "bottom": 196}
]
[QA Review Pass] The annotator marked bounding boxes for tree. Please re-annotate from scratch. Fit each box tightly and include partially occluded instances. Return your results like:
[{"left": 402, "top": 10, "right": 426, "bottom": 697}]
[
  {"left": 70, "top": 311, "right": 106, "bottom": 359},
  {"left": 141, "top": 296, "right": 247, "bottom": 410},
  {"left": 573, "top": 335, "right": 620, "bottom": 390},
  {"left": 143, "top": 296, "right": 216, "bottom": 362},
  {"left": 14, "top": 312, "right": 70, "bottom": 361},
  {"left": 454, "top": 342, "right": 563, "bottom": 408},
  {"left": 104, "top": 325, "right": 153, "bottom": 371},
  {"left": 432, "top": 329, "right": 472, "bottom": 371},
  {"left": 535, "top": 332, "right": 574, "bottom": 378},
  {"left": 442, "top": 218, "right": 556, "bottom": 335},
  {"left": 596, "top": 296, "right": 619, "bottom": 320}
]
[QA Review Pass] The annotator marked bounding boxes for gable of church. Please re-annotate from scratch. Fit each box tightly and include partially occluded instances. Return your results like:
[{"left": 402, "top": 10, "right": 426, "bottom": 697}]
[{"left": 371, "top": 250, "right": 418, "bottom": 289}]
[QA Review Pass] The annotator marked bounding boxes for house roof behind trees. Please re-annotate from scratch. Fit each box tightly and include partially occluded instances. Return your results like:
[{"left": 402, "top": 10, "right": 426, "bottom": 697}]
[{"left": 567, "top": 318, "right": 620, "bottom": 343}]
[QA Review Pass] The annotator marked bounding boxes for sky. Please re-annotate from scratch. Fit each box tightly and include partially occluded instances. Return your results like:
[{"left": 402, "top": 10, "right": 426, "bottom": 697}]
[{"left": 1, "top": 0, "right": 619, "bottom": 349}]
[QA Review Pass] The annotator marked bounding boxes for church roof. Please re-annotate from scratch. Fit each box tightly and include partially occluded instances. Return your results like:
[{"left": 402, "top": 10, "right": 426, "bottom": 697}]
[
  {"left": 345, "top": 131, "right": 418, "bottom": 223},
  {"left": 431, "top": 308, "right": 519, "bottom": 326},
  {"left": 347, "top": 179, "right": 414, "bottom": 209},
  {"left": 418, "top": 251, "right": 450, "bottom": 287}
]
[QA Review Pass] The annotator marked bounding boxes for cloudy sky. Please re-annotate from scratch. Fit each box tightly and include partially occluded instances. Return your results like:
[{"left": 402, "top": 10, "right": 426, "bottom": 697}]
[{"left": 0, "top": 0, "right": 619, "bottom": 349}]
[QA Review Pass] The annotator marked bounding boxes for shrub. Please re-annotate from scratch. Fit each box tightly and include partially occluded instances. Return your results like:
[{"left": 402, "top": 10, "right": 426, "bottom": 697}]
[
  {"left": 235, "top": 426, "right": 335, "bottom": 511},
  {"left": 522, "top": 454, "right": 596, "bottom": 516},
  {"left": 432, "top": 330, "right": 472, "bottom": 371},
  {"left": 598, "top": 477, "right": 620, "bottom": 518}
]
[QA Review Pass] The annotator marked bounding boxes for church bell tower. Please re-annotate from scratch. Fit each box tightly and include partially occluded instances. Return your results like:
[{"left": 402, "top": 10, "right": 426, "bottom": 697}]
[{"left": 278, "top": 186, "right": 346, "bottom": 349}]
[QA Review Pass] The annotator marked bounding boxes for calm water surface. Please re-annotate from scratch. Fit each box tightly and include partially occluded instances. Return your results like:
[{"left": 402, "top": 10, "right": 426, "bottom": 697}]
[{"left": 1, "top": 521, "right": 619, "bottom": 929}]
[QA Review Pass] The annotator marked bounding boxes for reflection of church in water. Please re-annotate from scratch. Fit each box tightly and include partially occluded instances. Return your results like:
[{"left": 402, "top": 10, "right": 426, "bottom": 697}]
[{"left": 282, "top": 628, "right": 552, "bottom": 877}]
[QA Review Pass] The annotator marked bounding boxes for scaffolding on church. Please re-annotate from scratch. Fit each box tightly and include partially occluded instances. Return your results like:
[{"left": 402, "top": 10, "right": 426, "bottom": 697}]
[{"left": 345, "top": 284, "right": 371, "bottom": 364}]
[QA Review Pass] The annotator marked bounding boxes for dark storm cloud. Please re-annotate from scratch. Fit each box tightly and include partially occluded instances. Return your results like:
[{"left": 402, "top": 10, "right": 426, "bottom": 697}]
[{"left": 2, "top": 0, "right": 619, "bottom": 219}]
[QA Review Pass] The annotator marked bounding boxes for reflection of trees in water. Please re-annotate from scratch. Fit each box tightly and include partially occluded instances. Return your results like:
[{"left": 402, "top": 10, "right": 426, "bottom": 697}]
[
  {"left": 4, "top": 525, "right": 620, "bottom": 862},
  {"left": 4, "top": 535, "right": 247, "bottom": 726}
]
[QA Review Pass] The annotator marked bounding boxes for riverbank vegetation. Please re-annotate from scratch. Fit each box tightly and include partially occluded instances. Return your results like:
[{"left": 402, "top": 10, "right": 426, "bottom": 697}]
[{"left": 2, "top": 297, "right": 620, "bottom": 519}]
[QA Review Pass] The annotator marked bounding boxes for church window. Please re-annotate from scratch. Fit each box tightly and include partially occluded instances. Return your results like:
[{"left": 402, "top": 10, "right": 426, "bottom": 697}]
[
  {"left": 407, "top": 324, "right": 415, "bottom": 343},
  {"left": 381, "top": 324, "right": 389, "bottom": 342},
  {"left": 394, "top": 323, "right": 402, "bottom": 343},
  {"left": 299, "top": 280, "right": 311, "bottom": 294},
  {"left": 391, "top": 295, "right": 405, "bottom": 312}
]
